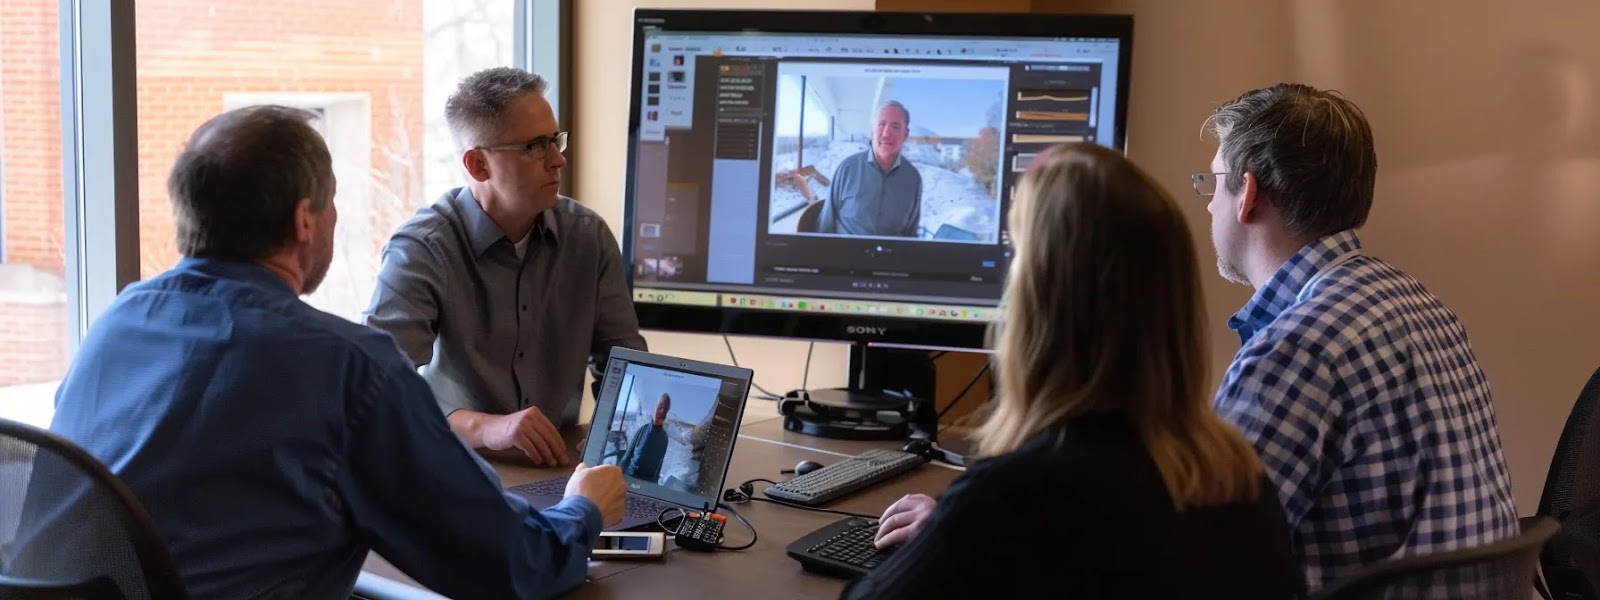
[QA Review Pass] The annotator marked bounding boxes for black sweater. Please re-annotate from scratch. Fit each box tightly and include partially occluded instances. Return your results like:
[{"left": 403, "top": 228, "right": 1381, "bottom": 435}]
[{"left": 841, "top": 412, "right": 1297, "bottom": 599}]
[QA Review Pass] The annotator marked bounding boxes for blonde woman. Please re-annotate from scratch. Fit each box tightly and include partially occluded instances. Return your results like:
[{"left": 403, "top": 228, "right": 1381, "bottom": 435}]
[{"left": 843, "top": 144, "right": 1297, "bottom": 599}]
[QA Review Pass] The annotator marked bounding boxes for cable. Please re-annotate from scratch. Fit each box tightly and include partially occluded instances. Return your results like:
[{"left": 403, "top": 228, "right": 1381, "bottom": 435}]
[
  {"left": 721, "top": 478, "right": 879, "bottom": 520},
  {"left": 936, "top": 363, "right": 991, "bottom": 420},
  {"left": 722, "top": 335, "right": 784, "bottom": 400},
  {"left": 714, "top": 503, "right": 757, "bottom": 551},
  {"left": 658, "top": 507, "right": 686, "bottom": 531},
  {"left": 800, "top": 342, "right": 815, "bottom": 391}
]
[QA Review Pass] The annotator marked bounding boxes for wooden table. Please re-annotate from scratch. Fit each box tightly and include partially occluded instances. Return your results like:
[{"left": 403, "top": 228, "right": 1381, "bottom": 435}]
[{"left": 361, "top": 416, "right": 964, "bottom": 599}]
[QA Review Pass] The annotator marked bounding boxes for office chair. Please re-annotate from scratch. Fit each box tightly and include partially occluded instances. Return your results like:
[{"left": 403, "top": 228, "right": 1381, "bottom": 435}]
[
  {"left": 1537, "top": 367, "right": 1600, "bottom": 599},
  {"left": 1309, "top": 516, "right": 1560, "bottom": 600},
  {"left": 0, "top": 418, "right": 187, "bottom": 599},
  {"left": 797, "top": 201, "right": 823, "bottom": 233}
]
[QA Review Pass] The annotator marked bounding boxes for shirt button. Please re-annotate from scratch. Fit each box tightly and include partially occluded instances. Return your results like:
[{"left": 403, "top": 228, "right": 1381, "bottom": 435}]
[
  {"left": 522, "top": 305, "right": 528, "bottom": 311},
  {"left": 518, "top": 352, "right": 525, "bottom": 358}
]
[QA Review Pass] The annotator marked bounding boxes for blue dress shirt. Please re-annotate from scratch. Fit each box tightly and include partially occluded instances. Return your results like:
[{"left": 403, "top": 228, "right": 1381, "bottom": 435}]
[
  {"left": 41, "top": 258, "right": 602, "bottom": 599},
  {"left": 1214, "top": 230, "right": 1519, "bottom": 595}
]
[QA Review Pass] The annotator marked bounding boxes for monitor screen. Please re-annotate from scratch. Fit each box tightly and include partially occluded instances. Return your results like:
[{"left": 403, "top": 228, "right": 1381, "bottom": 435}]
[
  {"left": 589, "top": 349, "right": 749, "bottom": 510},
  {"left": 623, "top": 10, "right": 1133, "bottom": 349}
]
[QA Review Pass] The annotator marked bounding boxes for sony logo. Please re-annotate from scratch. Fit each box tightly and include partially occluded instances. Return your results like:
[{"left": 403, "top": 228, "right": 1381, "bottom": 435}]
[{"left": 846, "top": 325, "right": 888, "bottom": 335}]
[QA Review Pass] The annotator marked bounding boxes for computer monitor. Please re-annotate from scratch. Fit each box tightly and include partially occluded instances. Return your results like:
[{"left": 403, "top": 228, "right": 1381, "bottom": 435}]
[{"left": 621, "top": 9, "right": 1134, "bottom": 437}]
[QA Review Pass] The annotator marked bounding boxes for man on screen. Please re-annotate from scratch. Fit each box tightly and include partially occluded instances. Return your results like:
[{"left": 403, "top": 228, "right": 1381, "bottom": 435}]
[
  {"left": 620, "top": 393, "right": 672, "bottom": 482},
  {"left": 813, "top": 100, "right": 924, "bottom": 237}
]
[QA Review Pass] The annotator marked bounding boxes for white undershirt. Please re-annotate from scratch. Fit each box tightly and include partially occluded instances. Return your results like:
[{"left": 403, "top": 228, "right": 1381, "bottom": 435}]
[{"left": 512, "top": 231, "right": 533, "bottom": 260}]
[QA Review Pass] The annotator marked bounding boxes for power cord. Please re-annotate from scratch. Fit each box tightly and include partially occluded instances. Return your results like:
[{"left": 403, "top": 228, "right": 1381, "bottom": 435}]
[
  {"left": 722, "top": 335, "right": 785, "bottom": 400},
  {"left": 936, "top": 363, "right": 991, "bottom": 421},
  {"left": 721, "top": 478, "right": 879, "bottom": 520},
  {"left": 715, "top": 503, "right": 757, "bottom": 551},
  {"left": 801, "top": 341, "right": 815, "bottom": 392}
]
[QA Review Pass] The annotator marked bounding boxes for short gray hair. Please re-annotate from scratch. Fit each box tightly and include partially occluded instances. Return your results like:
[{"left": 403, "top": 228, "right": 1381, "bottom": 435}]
[
  {"left": 1205, "top": 83, "right": 1376, "bottom": 237},
  {"left": 445, "top": 67, "right": 550, "bottom": 149},
  {"left": 876, "top": 100, "right": 911, "bottom": 126}
]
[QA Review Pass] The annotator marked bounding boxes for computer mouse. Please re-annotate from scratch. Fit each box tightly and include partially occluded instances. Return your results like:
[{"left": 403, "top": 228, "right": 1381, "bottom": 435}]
[{"left": 794, "top": 460, "right": 825, "bottom": 476}]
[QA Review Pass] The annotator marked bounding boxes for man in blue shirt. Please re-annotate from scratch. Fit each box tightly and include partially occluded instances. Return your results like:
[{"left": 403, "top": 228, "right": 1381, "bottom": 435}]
[
  {"left": 1198, "top": 84, "right": 1518, "bottom": 595},
  {"left": 35, "top": 105, "right": 627, "bottom": 599},
  {"left": 620, "top": 393, "right": 672, "bottom": 483},
  {"left": 813, "top": 100, "right": 924, "bottom": 237}
]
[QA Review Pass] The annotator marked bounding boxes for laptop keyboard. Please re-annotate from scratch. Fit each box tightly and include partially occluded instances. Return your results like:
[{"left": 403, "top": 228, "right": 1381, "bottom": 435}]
[{"left": 509, "top": 476, "right": 669, "bottom": 522}]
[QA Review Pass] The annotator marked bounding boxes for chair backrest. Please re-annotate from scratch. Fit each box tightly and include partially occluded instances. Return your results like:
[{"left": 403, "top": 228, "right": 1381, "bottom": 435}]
[
  {"left": 1310, "top": 517, "right": 1560, "bottom": 600},
  {"left": 1539, "top": 367, "right": 1600, "bottom": 599},
  {"left": 797, "top": 200, "right": 823, "bottom": 233},
  {"left": 0, "top": 418, "right": 187, "bottom": 600}
]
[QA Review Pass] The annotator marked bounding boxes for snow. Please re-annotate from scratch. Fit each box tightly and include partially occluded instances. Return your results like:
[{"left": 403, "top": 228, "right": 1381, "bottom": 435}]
[{"left": 768, "top": 139, "right": 1001, "bottom": 242}]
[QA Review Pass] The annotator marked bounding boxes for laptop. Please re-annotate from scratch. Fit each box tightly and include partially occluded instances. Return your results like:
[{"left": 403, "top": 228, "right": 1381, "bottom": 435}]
[{"left": 508, "top": 347, "right": 754, "bottom": 531}]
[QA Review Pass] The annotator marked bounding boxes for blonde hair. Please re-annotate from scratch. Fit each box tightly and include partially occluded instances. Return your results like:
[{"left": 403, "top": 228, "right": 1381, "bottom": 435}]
[{"left": 975, "top": 143, "right": 1264, "bottom": 510}]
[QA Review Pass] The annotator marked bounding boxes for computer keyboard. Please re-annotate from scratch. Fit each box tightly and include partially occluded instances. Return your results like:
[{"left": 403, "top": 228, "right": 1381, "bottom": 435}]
[
  {"left": 763, "top": 448, "right": 925, "bottom": 506},
  {"left": 508, "top": 476, "right": 667, "bottom": 522},
  {"left": 786, "top": 517, "right": 893, "bottom": 578}
]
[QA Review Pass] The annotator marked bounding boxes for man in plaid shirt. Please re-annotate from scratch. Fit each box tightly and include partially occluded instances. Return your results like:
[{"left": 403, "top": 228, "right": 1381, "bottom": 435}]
[{"left": 1198, "top": 83, "right": 1520, "bottom": 595}]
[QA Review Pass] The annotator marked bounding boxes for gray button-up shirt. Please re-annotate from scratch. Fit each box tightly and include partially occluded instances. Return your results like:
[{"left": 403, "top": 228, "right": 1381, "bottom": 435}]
[
  {"left": 818, "top": 150, "right": 923, "bottom": 237},
  {"left": 364, "top": 187, "right": 646, "bottom": 426}
]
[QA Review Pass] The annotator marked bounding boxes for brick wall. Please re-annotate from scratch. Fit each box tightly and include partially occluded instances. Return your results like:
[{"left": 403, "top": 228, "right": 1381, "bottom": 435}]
[
  {"left": 2, "top": 0, "right": 64, "bottom": 272},
  {"left": 1, "top": 0, "right": 426, "bottom": 387},
  {"left": 0, "top": 298, "right": 66, "bottom": 386}
]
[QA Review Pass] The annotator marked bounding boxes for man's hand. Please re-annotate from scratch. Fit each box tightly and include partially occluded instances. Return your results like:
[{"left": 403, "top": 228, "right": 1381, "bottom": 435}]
[
  {"left": 567, "top": 463, "right": 626, "bottom": 528},
  {"left": 478, "top": 407, "right": 569, "bottom": 466},
  {"left": 874, "top": 493, "right": 937, "bottom": 549}
]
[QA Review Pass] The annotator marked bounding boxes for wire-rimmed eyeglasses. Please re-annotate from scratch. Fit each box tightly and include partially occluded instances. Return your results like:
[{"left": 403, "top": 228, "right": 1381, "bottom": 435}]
[
  {"left": 478, "top": 131, "right": 569, "bottom": 160},
  {"left": 1190, "top": 172, "right": 1230, "bottom": 196}
]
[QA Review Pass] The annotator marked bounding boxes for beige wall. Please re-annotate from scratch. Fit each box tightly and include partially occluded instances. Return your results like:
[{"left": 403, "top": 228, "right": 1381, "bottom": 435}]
[{"left": 573, "top": 0, "right": 1600, "bottom": 511}]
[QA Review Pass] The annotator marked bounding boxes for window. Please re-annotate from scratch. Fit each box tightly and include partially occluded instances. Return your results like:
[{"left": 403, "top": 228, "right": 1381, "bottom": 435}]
[
  {"left": 0, "top": 0, "right": 565, "bottom": 426},
  {"left": 135, "top": 0, "right": 517, "bottom": 322},
  {"left": 0, "top": 0, "right": 69, "bottom": 427}
]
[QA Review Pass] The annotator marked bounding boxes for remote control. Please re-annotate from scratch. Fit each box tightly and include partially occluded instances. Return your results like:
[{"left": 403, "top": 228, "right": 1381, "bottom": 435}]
[{"left": 672, "top": 510, "right": 727, "bottom": 552}]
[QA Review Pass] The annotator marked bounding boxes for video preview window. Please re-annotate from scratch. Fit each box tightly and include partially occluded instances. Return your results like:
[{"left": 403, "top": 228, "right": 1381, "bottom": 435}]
[
  {"left": 599, "top": 364, "right": 727, "bottom": 499},
  {"left": 767, "top": 63, "right": 1006, "bottom": 244}
]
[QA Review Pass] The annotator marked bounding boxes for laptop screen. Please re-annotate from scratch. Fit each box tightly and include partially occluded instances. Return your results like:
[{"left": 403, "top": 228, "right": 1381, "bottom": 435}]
[{"left": 584, "top": 348, "right": 752, "bottom": 511}]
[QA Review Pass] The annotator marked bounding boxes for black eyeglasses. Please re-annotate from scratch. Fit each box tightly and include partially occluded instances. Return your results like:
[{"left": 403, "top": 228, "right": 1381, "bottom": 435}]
[
  {"left": 1190, "top": 172, "right": 1230, "bottom": 196},
  {"left": 478, "top": 131, "right": 569, "bottom": 160}
]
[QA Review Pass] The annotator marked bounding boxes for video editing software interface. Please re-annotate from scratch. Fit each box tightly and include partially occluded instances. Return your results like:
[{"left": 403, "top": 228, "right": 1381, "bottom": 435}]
[
  {"left": 628, "top": 26, "right": 1123, "bottom": 322},
  {"left": 598, "top": 357, "right": 744, "bottom": 501}
]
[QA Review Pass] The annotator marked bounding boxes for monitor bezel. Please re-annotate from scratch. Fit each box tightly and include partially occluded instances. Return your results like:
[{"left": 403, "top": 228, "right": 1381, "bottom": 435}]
[
  {"left": 621, "top": 9, "right": 1135, "bottom": 350},
  {"left": 583, "top": 347, "right": 754, "bottom": 512}
]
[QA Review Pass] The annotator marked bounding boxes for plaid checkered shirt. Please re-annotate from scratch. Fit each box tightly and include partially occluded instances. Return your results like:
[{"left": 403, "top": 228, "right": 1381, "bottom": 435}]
[{"left": 1214, "top": 230, "right": 1520, "bottom": 595}]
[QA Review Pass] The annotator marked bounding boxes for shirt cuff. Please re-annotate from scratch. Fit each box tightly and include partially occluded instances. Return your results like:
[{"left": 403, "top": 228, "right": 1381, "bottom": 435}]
[{"left": 553, "top": 494, "right": 604, "bottom": 538}]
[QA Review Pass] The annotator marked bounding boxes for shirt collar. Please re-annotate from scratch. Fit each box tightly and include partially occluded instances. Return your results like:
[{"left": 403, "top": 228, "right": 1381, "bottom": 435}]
[
  {"left": 868, "top": 150, "right": 908, "bottom": 173},
  {"left": 450, "top": 187, "right": 560, "bottom": 258},
  {"left": 175, "top": 256, "right": 297, "bottom": 298},
  {"left": 1227, "top": 229, "right": 1364, "bottom": 343}
]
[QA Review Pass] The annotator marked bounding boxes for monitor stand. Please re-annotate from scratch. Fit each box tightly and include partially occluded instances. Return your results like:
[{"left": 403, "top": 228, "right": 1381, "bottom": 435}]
[{"left": 778, "top": 345, "right": 935, "bottom": 441}]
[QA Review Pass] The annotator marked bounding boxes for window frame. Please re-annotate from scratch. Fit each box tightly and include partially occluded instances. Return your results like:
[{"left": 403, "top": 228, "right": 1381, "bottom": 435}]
[
  {"left": 59, "top": 0, "right": 569, "bottom": 350},
  {"left": 60, "top": 0, "right": 139, "bottom": 355}
]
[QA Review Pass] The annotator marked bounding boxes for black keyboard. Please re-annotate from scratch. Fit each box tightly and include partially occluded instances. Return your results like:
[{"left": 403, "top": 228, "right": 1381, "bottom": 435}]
[
  {"left": 508, "top": 476, "right": 665, "bottom": 522},
  {"left": 763, "top": 448, "right": 925, "bottom": 505},
  {"left": 786, "top": 517, "right": 893, "bottom": 578}
]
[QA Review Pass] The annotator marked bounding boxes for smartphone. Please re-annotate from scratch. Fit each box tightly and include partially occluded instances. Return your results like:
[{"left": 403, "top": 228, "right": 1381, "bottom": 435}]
[{"left": 591, "top": 531, "right": 666, "bottom": 559}]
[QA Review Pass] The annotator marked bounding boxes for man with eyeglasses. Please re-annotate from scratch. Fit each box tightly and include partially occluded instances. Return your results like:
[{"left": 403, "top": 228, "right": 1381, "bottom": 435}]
[
  {"left": 797, "top": 100, "right": 923, "bottom": 237},
  {"left": 365, "top": 67, "right": 646, "bottom": 466},
  {"left": 1195, "top": 83, "right": 1518, "bottom": 596}
]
